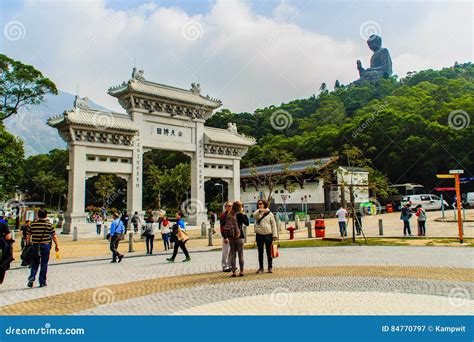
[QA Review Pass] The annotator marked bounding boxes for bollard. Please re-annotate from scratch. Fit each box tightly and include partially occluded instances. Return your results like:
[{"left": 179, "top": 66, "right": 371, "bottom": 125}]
[
  {"left": 103, "top": 224, "right": 108, "bottom": 239},
  {"left": 73, "top": 227, "right": 78, "bottom": 241},
  {"left": 201, "top": 222, "right": 207, "bottom": 237},
  {"left": 128, "top": 232, "right": 134, "bottom": 252},
  {"left": 307, "top": 221, "right": 312, "bottom": 238},
  {"left": 295, "top": 215, "right": 300, "bottom": 230},
  {"left": 243, "top": 226, "right": 248, "bottom": 243},
  {"left": 208, "top": 227, "right": 213, "bottom": 246},
  {"left": 378, "top": 219, "right": 384, "bottom": 236}
]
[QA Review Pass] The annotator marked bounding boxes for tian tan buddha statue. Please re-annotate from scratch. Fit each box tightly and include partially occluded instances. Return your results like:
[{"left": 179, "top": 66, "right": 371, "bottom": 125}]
[{"left": 355, "top": 34, "right": 392, "bottom": 83}]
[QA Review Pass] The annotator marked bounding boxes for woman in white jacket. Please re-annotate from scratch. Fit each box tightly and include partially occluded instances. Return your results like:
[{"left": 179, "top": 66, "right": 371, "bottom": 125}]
[{"left": 253, "top": 199, "right": 277, "bottom": 274}]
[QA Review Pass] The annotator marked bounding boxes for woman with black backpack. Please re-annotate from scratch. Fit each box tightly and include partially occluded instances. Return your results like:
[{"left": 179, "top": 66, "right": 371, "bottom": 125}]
[{"left": 223, "top": 201, "right": 248, "bottom": 277}]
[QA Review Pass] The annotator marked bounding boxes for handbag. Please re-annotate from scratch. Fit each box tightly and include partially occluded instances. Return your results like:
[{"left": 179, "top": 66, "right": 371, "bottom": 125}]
[
  {"left": 271, "top": 242, "right": 279, "bottom": 258},
  {"left": 178, "top": 229, "right": 189, "bottom": 242}
]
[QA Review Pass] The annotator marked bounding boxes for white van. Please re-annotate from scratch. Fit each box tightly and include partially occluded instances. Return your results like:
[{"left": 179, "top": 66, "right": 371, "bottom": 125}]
[
  {"left": 466, "top": 192, "right": 474, "bottom": 207},
  {"left": 401, "top": 194, "right": 449, "bottom": 211}
]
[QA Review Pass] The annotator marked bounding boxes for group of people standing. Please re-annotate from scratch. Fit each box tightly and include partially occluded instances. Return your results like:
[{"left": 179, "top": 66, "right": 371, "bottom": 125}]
[
  {"left": 220, "top": 199, "right": 278, "bottom": 277},
  {"left": 401, "top": 203, "right": 427, "bottom": 236}
]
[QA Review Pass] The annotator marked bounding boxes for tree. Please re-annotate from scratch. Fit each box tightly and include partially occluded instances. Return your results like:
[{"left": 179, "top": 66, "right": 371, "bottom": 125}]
[
  {"left": 168, "top": 163, "right": 191, "bottom": 208},
  {"left": 0, "top": 124, "right": 24, "bottom": 199},
  {"left": 0, "top": 54, "right": 57, "bottom": 121},
  {"left": 247, "top": 145, "right": 295, "bottom": 203},
  {"left": 145, "top": 164, "right": 167, "bottom": 208},
  {"left": 94, "top": 174, "right": 116, "bottom": 207}
]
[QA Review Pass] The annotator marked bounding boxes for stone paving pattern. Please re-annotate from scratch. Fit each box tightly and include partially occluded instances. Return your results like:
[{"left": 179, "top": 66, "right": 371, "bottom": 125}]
[{"left": 0, "top": 246, "right": 472, "bottom": 315}]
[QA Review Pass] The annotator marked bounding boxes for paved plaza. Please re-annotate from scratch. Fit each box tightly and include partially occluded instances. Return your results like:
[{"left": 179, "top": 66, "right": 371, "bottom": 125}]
[{"left": 0, "top": 246, "right": 472, "bottom": 315}]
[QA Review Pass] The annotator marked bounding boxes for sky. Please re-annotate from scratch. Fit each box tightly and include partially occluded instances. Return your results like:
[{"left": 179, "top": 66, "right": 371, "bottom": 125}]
[{"left": 1, "top": 0, "right": 473, "bottom": 113}]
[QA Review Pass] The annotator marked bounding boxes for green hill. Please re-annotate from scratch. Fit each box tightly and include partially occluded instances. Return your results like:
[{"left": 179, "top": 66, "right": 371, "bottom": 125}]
[{"left": 206, "top": 62, "right": 474, "bottom": 191}]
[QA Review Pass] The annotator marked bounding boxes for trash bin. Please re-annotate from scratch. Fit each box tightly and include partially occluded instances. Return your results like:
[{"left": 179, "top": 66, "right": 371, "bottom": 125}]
[
  {"left": 314, "top": 219, "right": 325, "bottom": 238},
  {"left": 386, "top": 204, "right": 393, "bottom": 213}
]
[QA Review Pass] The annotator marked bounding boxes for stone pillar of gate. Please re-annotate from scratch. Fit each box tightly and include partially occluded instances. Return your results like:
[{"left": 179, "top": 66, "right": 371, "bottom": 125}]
[
  {"left": 188, "top": 119, "right": 207, "bottom": 226},
  {"left": 63, "top": 144, "right": 87, "bottom": 234},
  {"left": 127, "top": 134, "right": 143, "bottom": 218},
  {"left": 227, "top": 159, "right": 241, "bottom": 201}
]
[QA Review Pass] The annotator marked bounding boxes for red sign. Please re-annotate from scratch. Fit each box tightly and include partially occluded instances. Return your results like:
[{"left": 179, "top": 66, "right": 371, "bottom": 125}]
[{"left": 434, "top": 187, "right": 455, "bottom": 191}]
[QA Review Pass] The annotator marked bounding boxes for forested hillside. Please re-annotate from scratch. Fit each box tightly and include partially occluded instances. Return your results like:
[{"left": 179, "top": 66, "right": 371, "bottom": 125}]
[{"left": 206, "top": 63, "right": 474, "bottom": 191}]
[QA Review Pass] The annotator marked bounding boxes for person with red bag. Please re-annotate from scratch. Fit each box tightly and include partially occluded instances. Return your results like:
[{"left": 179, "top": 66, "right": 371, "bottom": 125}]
[{"left": 253, "top": 199, "right": 278, "bottom": 274}]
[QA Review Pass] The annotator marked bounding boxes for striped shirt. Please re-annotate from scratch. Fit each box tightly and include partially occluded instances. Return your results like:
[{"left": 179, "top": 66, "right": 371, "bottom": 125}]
[{"left": 27, "top": 219, "right": 55, "bottom": 244}]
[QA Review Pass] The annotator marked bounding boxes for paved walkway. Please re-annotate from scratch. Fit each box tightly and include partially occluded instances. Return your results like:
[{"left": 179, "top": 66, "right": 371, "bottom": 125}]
[{"left": 0, "top": 246, "right": 472, "bottom": 315}]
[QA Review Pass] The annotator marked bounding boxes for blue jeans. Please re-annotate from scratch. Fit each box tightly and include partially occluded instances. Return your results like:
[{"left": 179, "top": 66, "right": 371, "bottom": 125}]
[
  {"left": 338, "top": 222, "right": 347, "bottom": 236},
  {"left": 29, "top": 244, "right": 51, "bottom": 285}
]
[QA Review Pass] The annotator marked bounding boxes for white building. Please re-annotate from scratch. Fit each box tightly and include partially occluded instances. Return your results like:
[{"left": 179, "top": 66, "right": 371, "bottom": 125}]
[{"left": 240, "top": 159, "right": 369, "bottom": 215}]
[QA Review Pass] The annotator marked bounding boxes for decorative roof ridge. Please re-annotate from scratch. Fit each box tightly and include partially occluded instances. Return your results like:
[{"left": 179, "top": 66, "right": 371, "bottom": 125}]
[
  {"left": 241, "top": 157, "right": 337, "bottom": 172},
  {"left": 204, "top": 125, "right": 256, "bottom": 142}
]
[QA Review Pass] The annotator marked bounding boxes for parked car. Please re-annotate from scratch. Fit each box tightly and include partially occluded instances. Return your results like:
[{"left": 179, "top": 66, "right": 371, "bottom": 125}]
[
  {"left": 401, "top": 194, "right": 449, "bottom": 211},
  {"left": 466, "top": 192, "right": 474, "bottom": 207}
]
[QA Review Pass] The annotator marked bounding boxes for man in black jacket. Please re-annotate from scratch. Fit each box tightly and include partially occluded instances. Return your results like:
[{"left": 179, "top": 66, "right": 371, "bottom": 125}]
[{"left": 0, "top": 220, "right": 13, "bottom": 284}]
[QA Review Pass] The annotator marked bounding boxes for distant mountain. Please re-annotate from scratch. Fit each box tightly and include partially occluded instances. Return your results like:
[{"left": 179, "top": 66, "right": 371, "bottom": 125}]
[{"left": 4, "top": 91, "right": 110, "bottom": 156}]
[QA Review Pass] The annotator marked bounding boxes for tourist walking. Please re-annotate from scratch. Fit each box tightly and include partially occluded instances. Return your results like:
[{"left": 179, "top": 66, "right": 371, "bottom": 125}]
[
  {"left": 253, "top": 199, "right": 277, "bottom": 274},
  {"left": 131, "top": 211, "right": 141, "bottom": 233},
  {"left": 144, "top": 211, "right": 154, "bottom": 237},
  {"left": 224, "top": 201, "right": 248, "bottom": 277},
  {"left": 336, "top": 205, "right": 348, "bottom": 237},
  {"left": 26, "top": 209, "right": 60, "bottom": 287},
  {"left": 20, "top": 220, "right": 30, "bottom": 250},
  {"left": 109, "top": 213, "right": 124, "bottom": 263},
  {"left": 144, "top": 219, "right": 155, "bottom": 255},
  {"left": 401, "top": 203, "right": 413, "bottom": 236},
  {"left": 120, "top": 212, "right": 130, "bottom": 234},
  {"left": 95, "top": 214, "right": 103, "bottom": 235},
  {"left": 220, "top": 202, "right": 233, "bottom": 272},
  {"left": 415, "top": 204, "right": 427, "bottom": 236},
  {"left": 161, "top": 216, "right": 171, "bottom": 251},
  {"left": 0, "top": 219, "right": 13, "bottom": 284},
  {"left": 209, "top": 210, "right": 217, "bottom": 234},
  {"left": 166, "top": 212, "right": 191, "bottom": 262},
  {"left": 355, "top": 208, "right": 363, "bottom": 235}
]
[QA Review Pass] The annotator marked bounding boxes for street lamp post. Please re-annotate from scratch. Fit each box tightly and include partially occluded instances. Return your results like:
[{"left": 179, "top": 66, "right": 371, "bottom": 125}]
[{"left": 215, "top": 183, "right": 224, "bottom": 210}]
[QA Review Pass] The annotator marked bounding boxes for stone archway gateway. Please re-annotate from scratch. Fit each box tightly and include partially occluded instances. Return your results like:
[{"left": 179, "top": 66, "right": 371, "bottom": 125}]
[{"left": 48, "top": 69, "right": 256, "bottom": 233}]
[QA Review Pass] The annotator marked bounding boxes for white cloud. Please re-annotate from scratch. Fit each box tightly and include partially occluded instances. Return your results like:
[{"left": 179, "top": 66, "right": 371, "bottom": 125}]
[{"left": 2, "top": 0, "right": 472, "bottom": 114}]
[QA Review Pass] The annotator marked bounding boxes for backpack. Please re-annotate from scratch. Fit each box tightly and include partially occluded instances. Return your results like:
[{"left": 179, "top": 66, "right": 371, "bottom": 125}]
[
  {"left": 131, "top": 215, "right": 137, "bottom": 224},
  {"left": 222, "top": 214, "right": 240, "bottom": 239},
  {"left": 170, "top": 223, "right": 179, "bottom": 242}
]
